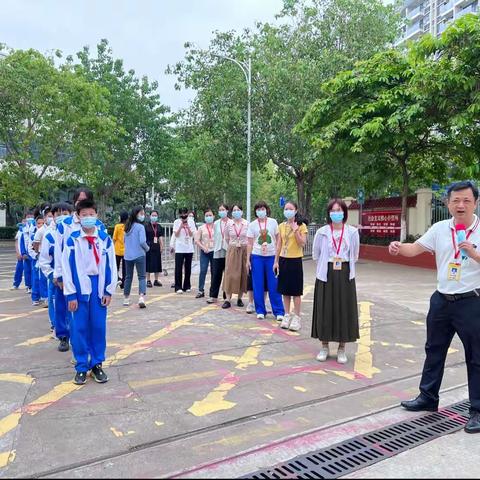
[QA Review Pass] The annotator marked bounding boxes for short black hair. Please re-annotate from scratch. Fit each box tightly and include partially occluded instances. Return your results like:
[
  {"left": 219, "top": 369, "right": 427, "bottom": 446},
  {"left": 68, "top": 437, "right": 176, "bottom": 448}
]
[
  {"left": 231, "top": 203, "right": 243, "bottom": 211},
  {"left": 178, "top": 207, "right": 188, "bottom": 215},
  {"left": 254, "top": 201, "right": 271, "bottom": 218},
  {"left": 447, "top": 181, "right": 479, "bottom": 200},
  {"left": 52, "top": 202, "right": 73, "bottom": 215},
  {"left": 76, "top": 199, "right": 97, "bottom": 215},
  {"left": 120, "top": 211, "right": 128, "bottom": 223},
  {"left": 204, "top": 208, "right": 213, "bottom": 215}
]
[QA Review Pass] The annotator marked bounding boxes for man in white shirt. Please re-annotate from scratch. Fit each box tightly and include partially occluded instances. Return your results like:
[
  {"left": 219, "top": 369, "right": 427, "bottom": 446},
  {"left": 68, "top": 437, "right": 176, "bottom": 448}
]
[{"left": 389, "top": 181, "right": 480, "bottom": 434}]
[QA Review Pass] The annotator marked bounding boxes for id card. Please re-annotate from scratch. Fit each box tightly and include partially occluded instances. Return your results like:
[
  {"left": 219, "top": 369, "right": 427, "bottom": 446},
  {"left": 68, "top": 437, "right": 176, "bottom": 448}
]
[
  {"left": 447, "top": 261, "right": 461, "bottom": 281},
  {"left": 154, "top": 237, "right": 158, "bottom": 244},
  {"left": 333, "top": 258, "right": 343, "bottom": 271}
]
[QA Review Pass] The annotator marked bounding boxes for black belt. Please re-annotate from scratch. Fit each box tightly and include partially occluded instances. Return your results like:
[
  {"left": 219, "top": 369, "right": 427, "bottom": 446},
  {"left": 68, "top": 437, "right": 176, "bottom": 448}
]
[{"left": 441, "top": 289, "right": 480, "bottom": 302}]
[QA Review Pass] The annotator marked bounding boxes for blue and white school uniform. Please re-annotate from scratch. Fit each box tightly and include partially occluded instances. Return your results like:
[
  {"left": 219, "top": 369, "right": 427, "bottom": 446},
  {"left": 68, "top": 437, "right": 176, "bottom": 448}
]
[
  {"left": 13, "top": 228, "right": 24, "bottom": 288},
  {"left": 28, "top": 227, "right": 48, "bottom": 302},
  {"left": 39, "top": 226, "right": 59, "bottom": 333},
  {"left": 62, "top": 228, "right": 117, "bottom": 373},
  {"left": 22, "top": 221, "right": 34, "bottom": 289}
]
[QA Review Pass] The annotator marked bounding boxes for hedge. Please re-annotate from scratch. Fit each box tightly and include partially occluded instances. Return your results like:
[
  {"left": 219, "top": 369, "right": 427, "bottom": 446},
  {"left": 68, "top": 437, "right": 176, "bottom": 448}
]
[{"left": 0, "top": 227, "right": 17, "bottom": 240}]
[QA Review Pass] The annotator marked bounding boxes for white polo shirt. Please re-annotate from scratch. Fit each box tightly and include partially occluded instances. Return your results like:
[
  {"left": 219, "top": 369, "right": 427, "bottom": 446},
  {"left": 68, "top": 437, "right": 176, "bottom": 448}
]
[{"left": 416, "top": 215, "right": 480, "bottom": 294}]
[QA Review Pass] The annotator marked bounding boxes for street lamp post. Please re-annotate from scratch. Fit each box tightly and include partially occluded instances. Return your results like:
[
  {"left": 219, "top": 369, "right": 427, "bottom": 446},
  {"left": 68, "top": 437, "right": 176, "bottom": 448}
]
[{"left": 214, "top": 54, "right": 252, "bottom": 221}]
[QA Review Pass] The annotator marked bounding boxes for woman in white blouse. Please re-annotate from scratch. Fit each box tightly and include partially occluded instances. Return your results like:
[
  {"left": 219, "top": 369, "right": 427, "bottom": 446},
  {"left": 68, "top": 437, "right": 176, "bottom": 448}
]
[{"left": 311, "top": 199, "right": 360, "bottom": 364}]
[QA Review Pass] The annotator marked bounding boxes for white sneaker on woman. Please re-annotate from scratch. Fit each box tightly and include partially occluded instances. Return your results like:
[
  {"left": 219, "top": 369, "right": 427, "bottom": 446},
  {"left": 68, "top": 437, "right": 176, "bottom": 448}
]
[
  {"left": 256, "top": 313, "right": 265, "bottom": 320},
  {"left": 337, "top": 349, "right": 348, "bottom": 364},
  {"left": 280, "top": 314, "right": 291, "bottom": 329},
  {"left": 289, "top": 315, "right": 301, "bottom": 332},
  {"left": 123, "top": 297, "right": 130, "bottom": 306},
  {"left": 246, "top": 303, "right": 255, "bottom": 314},
  {"left": 138, "top": 296, "right": 146, "bottom": 309},
  {"left": 316, "top": 347, "right": 329, "bottom": 362}
]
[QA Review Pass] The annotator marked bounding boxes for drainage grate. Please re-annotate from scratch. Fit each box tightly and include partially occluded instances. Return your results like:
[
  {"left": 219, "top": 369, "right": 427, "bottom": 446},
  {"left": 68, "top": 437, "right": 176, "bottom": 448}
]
[{"left": 244, "top": 400, "right": 470, "bottom": 479}]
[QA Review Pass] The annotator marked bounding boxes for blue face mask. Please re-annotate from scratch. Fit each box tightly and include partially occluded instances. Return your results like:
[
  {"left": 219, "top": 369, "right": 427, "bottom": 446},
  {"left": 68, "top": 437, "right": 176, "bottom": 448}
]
[
  {"left": 55, "top": 215, "right": 68, "bottom": 225},
  {"left": 28, "top": 218, "right": 35, "bottom": 225},
  {"left": 256, "top": 209, "right": 267, "bottom": 219},
  {"left": 150, "top": 216, "right": 158, "bottom": 223},
  {"left": 45, "top": 217, "right": 53, "bottom": 226},
  {"left": 80, "top": 216, "right": 97, "bottom": 229},
  {"left": 218, "top": 211, "right": 227, "bottom": 219},
  {"left": 205, "top": 215, "right": 214, "bottom": 224},
  {"left": 232, "top": 210, "right": 243, "bottom": 219},
  {"left": 330, "top": 211, "right": 344, "bottom": 224},
  {"left": 284, "top": 209, "right": 296, "bottom": 220},
  {"left": 137, "top": 215, "right": 145, "bottom": 222}
]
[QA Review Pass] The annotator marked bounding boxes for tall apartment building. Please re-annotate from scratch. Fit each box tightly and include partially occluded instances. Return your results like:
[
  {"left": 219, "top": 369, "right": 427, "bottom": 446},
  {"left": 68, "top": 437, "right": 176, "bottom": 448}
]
[{"left": 397, "top": 0, "right": 478, "bottom": 45}]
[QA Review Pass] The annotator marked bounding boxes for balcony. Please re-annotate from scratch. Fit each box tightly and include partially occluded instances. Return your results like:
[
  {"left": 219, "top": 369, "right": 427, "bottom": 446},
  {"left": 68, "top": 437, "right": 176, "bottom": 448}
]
[
  {"left": 405, "top": 20, "right": 423, "bottom": 39},
  {"left": 407, "top": 5, "right": 423, "bottom": 20},
  {"left": 405, "top": 0, "right": 422, "bottom": 8},
  {"left": 439, "top": 1, "right": 455, "bottom": 16},
  {"left": 455, "top": 0, "right": 475, "bottom": 8},
  {"left": 455, "top": 2, "right": 478, "bottom": 18},
  {"left": 438, "top": 22, "right": 449, "bottom": 34}
]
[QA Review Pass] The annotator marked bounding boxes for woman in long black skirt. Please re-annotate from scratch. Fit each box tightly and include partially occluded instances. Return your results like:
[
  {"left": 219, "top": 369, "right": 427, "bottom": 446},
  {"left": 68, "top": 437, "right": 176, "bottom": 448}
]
[
  {"left": 145, "top": 210, "right": 164, "bottom": 288},
  {"left": 311, "top": 198, "right": 360, "bottom": 364}
]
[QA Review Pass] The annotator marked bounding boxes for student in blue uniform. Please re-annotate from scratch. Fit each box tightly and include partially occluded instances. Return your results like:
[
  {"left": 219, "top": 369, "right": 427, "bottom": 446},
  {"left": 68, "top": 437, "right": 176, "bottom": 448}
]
[
  {"left": 39, "top": 202, "right": 73, "bottom": 351},
  {"left": 11, "top": 220, "right": 25, "bottom": 290},
  {"left": 28, "top": 215, "right": 46, "bottom": 306},
  {"left": 62, "top": 199, "right": 117, "bottom": 385},
  {"left": 22, "top": 211, "right": 35, "bottom": 293}
]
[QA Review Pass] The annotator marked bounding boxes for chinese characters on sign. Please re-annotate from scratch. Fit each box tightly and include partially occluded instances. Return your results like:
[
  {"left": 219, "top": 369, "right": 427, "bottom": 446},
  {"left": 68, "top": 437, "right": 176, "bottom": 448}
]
[{"left": 361, "top": 210, "right": 401, "bottom": 237}]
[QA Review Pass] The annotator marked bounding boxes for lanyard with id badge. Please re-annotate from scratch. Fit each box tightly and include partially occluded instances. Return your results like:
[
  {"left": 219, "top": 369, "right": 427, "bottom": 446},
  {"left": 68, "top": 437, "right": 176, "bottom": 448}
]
[
  {"left": 448, "top": 222, "right": 477, "bottom": 281},
  {"left": 331, "top": 224, "right": 345, "bottom": 271}
]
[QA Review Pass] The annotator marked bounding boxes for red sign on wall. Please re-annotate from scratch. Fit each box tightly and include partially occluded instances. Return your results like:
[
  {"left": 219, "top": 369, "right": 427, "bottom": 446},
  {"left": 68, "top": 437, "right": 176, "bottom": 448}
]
[{"left": 361, "top": 210, "right": 401, "bottom": 237}]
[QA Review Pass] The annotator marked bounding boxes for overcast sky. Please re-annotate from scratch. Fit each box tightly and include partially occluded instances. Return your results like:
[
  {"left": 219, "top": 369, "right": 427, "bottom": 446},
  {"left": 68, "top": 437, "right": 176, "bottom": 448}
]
[{"left": 2, "top": 0, "right": 283, "bottom": 112}]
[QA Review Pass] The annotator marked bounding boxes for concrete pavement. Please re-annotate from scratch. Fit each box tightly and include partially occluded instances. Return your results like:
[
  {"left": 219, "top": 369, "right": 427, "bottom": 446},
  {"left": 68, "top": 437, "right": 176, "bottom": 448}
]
[{"left": 0, "top": 245, "right": 476, "bottom": 478}]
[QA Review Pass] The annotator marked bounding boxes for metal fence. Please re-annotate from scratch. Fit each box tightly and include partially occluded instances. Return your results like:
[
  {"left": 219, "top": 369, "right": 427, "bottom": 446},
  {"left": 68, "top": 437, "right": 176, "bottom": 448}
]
[
  {"left": 158, "top": 222, "right": 319, "bottom": 277},
  {"left": 431, "top": 194, "right": 480, "bottom": 226}
]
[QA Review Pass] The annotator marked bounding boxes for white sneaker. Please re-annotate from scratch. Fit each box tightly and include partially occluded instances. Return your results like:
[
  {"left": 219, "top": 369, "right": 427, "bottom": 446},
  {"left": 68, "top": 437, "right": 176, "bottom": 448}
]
[
  {"left": 257, "top": 313, "right": 265, "bottom": 320},
  {"left": 32, "top": 300, "right": 40, "bottom": 306},
  {"left": 42, "top": 299, "right": 49, "bottom": 308},
  {"left": 280, "top": 314, "right": 291, "bottom": 329},
  {"left": 246, "top": 303, "right": 255, "bottom": 314},
  {"left": 138, "top": 296, "right": 146, "bottom": 309},
  {"left": 337, "top": 349, "right": 348, "bottom": 364},
  {"left": 276, "top": 315, "right": 284, "bottom": 323},
  {"left": 316, "top": 347, "right": 329, "bottom": 362},
  {"left": 10, "top": 286, "right": 19, "bottom": 291},
  {"left": 176, "top": 290, "right": 184, "bottom": 294},
  {"left": 123, "top": 298, "right": 130, "bottom": 306},
  {"left": 289, "top": 314, "right": 301, "bottom": 332},
  {"left": 26, "top": 288, "right": 31, "bottom": 294},
  {"left": 185, "top": 289, "right": 191, "bottom": 293}
]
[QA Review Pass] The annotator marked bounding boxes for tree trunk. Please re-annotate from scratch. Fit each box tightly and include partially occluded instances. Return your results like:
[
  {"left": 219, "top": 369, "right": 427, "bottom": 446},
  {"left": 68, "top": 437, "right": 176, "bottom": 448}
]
[
  {"left": 296, "top": 174, "right": 307, "bottom": 216},
  {"left": 399, "top": 158, "right": 409, "bottom": 242},
  {"left": 96, "top": 193, "right": 107, "bottom": 223}
]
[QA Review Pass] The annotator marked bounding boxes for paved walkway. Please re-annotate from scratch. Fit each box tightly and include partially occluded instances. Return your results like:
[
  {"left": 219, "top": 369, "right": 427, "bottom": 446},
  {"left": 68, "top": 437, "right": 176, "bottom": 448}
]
[{"left": 0, "top": 246, "right": 476, "bottom": 478}]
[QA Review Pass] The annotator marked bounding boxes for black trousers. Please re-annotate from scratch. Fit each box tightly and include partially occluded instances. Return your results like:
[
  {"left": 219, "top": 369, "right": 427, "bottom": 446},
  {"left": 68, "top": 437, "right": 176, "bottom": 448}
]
[
  {"left": 175, "top": 253, "right": 193, "bottom": 291},
  {"left": 419, "top": 291, "right": 480, "bottom": 412},
  {"left": 115, "top": 255, "right": 125, "bottom": 285},
  {"left": 209, "top": 257, "right": 226, "bottom": 299}
]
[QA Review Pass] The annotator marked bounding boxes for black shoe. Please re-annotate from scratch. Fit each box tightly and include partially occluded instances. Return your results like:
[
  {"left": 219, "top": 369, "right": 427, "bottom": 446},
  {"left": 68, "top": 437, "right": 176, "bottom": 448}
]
[
  {"left": 119, "top": 283, "right": 124, "bottom": 290},
  {"left": 74, "top": 371, "right": 87, "bottom": 385},
  {"left": 171, "top": 283, "right": 175, "bottom": 289},
  {"left": 58, "top": 337, "right": 70, "bottom": 352},
  {"left": 400, "top": 396, "right": 438, "bottom": 412},
  {"left": 222, "top": 301, "right": 231, "bottom": 309},
  {"left": 147, "top": 280, "right": 153, "bottom": 288},
  {"left": 154, "top": 280, "right": 162, "bottom": 287},
  {"left": 465, "top": 411, "right": 480, "bottom": 434},
  {"left": 91, "top": 364, "right": 109, "bottom": 383},
  {"left": 196, "top": 292, "right": 205, "bottom": 299},
  {"left": 237, "top": 299, "right": 244, "bottom": 307}
]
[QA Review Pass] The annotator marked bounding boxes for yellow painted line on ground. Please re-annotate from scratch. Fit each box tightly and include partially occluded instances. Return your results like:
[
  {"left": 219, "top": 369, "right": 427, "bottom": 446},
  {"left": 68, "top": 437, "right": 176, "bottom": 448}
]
[
  {"left": 0, "top": 451, "right": 15, "bottom": 468},
  {"left": 0, "top": 298, "right": 17, "bottom": 304},
  {"left": 0, "top": 374, "right": 33, "bottom": 385},
  {"left": 0, "top": 303, "right": 216, "bottom": 453},
  {"left": 188, "top": 332, "right": 272, "bottom": 417},
  {"left": 0, "top": 309, "right": 47, "bottom": 324},
  {"left": 354, "top": 301, "right": 381, "bottom": 379},
  {"left": 105, "top": 305, "right": 215, "bottom": 366},
  {"left": 15, "top": 335, "right": 52, "bottom": 347},
  {"left": 129, "top": 370, "right": 221, "bottom": 389},
  {"left": 294, "top": 386, "right": 307, "bottom": 392}
]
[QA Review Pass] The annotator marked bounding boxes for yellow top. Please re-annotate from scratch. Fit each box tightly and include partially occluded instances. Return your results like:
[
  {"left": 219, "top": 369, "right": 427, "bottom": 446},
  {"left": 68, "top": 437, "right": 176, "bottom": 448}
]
[
  {"left": 113, "top": 223, "right": 125, "bottom": 256},
  {"left": 278, "top": 222, "right": 308, "bottom": 258}
]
